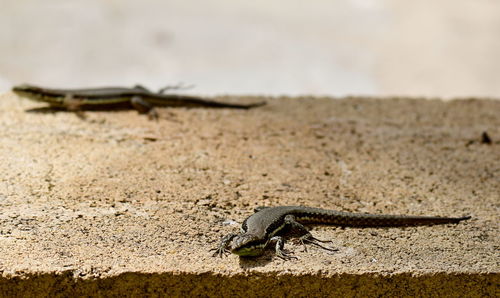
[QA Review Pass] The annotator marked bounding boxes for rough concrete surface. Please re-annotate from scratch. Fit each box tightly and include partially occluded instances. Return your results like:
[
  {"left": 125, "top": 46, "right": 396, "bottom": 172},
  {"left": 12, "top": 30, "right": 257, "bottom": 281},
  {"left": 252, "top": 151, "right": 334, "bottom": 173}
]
[{"left": 0, "top": 93, "right": 498, "bottom": 296}]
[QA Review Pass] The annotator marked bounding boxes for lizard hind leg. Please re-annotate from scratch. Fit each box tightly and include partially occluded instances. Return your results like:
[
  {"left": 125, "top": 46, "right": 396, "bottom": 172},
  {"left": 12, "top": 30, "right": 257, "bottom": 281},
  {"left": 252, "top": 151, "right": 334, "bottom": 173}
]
[
  {"left": 133, "top": 85, "right": 152, "bottom": 92},
  {"left": 158, "top": 83, "right": 194, "bottom": 94},
  {"left": 283, "top": 214, "right": 337, "bottom": 253},
  {"left": 299, "top": 234, "right": 338, "bottom": 253}
]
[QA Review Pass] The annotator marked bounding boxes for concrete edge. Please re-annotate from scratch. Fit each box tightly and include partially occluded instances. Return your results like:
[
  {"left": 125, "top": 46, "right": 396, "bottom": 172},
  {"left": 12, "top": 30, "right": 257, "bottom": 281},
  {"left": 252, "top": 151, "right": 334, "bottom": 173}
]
[{"left": 1, "top": 272, "right": 497, "bottom": 297}]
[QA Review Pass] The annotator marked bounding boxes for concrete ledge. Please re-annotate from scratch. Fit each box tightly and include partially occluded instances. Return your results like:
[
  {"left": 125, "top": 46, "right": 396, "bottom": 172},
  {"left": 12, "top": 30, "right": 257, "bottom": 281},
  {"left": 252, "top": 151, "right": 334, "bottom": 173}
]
[
  {"left": 0, "top": 92, "right": 498, "bottom": 296},
  {"left": 0, "top": 272, "right": 497, "bottom": 296}
]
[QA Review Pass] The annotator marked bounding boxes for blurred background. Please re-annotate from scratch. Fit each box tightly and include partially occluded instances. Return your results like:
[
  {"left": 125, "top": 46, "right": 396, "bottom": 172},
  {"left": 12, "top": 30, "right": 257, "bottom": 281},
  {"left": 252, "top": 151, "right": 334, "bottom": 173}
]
[{"left": 1, "top": 0, "right": 499, "bottom": 98}]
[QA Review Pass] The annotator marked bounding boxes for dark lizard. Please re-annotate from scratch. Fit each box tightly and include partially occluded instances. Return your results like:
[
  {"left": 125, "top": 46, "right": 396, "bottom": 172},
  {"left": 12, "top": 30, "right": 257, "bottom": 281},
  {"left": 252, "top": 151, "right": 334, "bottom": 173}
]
[
  {"left": 12, "top": 84, "right": 265, "bottom": 118},
  {"left": 212, "top": 206, "right": 471, "bottom": 259}
]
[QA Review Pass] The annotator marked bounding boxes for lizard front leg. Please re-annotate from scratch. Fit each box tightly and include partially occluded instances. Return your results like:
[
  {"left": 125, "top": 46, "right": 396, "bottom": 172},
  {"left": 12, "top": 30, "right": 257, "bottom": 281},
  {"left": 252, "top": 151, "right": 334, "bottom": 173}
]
[
  {"left": 284, "top": 214, "right": 337, "bottom": 253},
  {"left": 62, "top": 93, "right": 86, "bottom": 119},
  {"left": 270, "top": 236, "right": 298, "bottom": 260},
  {"left": 211, "top": 233, "right": 238, "bottom": 258},
  {"left": 130, "top": 96, "right": 158, "bottom": 119}
]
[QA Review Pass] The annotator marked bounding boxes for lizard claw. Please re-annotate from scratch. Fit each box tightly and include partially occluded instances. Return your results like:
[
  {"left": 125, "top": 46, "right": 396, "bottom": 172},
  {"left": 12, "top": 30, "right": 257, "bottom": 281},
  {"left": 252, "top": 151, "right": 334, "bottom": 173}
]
[
  {"left": 300, "top": 235, "right": 338, "bottom": 253},
  {"left": 211, "top": 233, "right": 238, "bottom": 258},
  {"left": 276, "top": 251, "right": 299, "bottom": 260},
  {"left": 209, "top": 247, "right": 230, "bottom": 258}
]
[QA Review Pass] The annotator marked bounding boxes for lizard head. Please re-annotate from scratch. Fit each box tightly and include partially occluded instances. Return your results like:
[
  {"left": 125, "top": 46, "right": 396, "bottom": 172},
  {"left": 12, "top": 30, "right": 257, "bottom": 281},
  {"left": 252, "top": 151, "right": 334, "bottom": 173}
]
[
  {"left": 12, "top": 84, "right": 65, "bottom": 105},
  {"left": 12, "top": 84, "right": 43, "bottom": 99},
  {"left": 230, "top": 233, "right": 267, "bottom": 257}
]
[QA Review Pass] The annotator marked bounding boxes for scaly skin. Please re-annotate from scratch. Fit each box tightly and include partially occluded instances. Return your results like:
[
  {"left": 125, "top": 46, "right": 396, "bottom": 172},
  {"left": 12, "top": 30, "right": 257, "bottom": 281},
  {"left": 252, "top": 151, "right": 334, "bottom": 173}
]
[
  {"left": 212, "top": 206, "right": 471, "bottom": 259},
  {"left": 12, "top": 84, "right": 266, "bottom": 112}
]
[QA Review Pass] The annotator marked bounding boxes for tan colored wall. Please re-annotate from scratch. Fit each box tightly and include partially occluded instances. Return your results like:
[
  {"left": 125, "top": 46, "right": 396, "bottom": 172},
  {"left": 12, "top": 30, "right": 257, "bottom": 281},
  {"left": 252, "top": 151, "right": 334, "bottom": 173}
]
[{"left": 0, "top": 93, "right": 498, "bottom": 296}]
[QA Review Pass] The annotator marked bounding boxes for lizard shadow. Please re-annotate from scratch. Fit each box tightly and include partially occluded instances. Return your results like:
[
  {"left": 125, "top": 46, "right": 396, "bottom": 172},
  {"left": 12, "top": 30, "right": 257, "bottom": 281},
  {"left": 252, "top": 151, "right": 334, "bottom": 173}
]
[
  {"left": 25, "top": 107, "right": 90, "bottom": 120},
  {"left": 25, "top": 106, "right": 132, "bottom": 113},
  {"left": 25, "top": 107, "right": 111, "bottom": 120},
  {"left": 236, "top": 251, "right": 276, "bottom": 269},
  {"left": 24, "top": 104, "right": 263, "bottom": 115},
  {"left": 236, "top": 239, "right": 313, "bottom": 269},
  {"left": 25, "top": 107, "right": 71, "bottom": 114}
]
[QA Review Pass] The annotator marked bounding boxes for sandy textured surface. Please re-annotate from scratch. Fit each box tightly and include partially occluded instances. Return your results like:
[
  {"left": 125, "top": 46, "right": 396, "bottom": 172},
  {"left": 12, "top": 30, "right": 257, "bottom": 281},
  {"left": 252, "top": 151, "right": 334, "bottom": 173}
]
[{"left": 0, "top": 93, "right": 498, "bottom": 296}]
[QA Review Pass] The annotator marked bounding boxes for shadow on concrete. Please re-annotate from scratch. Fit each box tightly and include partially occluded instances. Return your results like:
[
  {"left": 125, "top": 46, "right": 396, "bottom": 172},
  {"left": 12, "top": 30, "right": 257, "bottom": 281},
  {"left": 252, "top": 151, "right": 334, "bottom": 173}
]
[{"left": 0, "top": 271, "right": 495, "bottom": 296}]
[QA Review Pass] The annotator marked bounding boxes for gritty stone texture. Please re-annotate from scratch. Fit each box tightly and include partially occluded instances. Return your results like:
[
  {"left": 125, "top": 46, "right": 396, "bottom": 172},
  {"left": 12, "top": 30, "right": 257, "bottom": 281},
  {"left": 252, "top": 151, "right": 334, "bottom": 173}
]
[{"left": 0, "top": 92, "right": 498, "bottom": 296}]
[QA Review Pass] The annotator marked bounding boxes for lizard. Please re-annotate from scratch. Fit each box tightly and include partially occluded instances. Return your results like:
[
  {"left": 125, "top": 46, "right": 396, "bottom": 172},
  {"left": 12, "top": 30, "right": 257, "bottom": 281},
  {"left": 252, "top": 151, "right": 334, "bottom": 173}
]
[
  {"left": 12, "top": 84, "right": 265, "bottom": 118},
  {"left": 212, "top": 206, "right": 471, "bottom": 259}
]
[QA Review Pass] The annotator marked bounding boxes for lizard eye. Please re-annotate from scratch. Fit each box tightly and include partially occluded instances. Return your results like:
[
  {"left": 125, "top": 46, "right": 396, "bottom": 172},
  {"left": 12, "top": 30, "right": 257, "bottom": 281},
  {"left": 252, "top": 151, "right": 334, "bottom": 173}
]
[
  {"left": 231, "top": 234, "right": 259, "bottom": 250},
  {"left": 231, "top": 234, "right": 257, "bottom": 248}
]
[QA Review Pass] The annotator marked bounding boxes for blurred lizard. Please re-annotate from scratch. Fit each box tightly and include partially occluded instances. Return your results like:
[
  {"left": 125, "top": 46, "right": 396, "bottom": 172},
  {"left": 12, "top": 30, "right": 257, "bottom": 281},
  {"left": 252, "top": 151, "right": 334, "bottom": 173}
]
[{"left": 13, "top": 84, "right": 265, "bottom": 119}]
